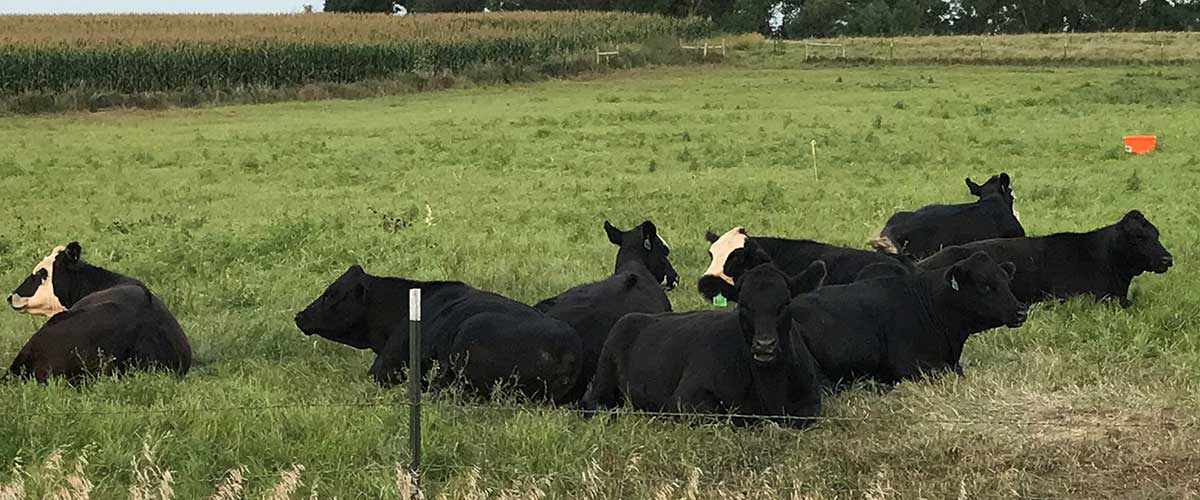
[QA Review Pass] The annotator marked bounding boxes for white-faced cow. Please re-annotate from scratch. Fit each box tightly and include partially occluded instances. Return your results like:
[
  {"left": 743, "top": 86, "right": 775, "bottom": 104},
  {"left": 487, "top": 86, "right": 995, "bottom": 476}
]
[
  {"left": 534, "top": 220, "right": 677, "bottom": 402},
  {"left": 581, "top": 250, "right": 827, "bottom": 426},
  {"left": 294, "top": 265, "right": 582, "bottom": 402},
  {"left": 918, "top": 210, "right": 1172, "bottom": 308},
  {"left": 698, "top": 226, "right": 913, "bottom": 302},
  {"left": 791, "top": 250, "right": 1026, "bottom": 387},
  {"left": 872, "top": 173, "right": 1025, "bottom": 259},
  {"left": 6, "top": 242, "right": 191, "bottom": 383}
]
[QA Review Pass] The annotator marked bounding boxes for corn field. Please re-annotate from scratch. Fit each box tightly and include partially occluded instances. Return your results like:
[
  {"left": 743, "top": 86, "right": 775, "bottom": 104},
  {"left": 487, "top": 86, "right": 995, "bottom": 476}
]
[{"left": 0, "top": 12, "right": 714, "bottom": 95}]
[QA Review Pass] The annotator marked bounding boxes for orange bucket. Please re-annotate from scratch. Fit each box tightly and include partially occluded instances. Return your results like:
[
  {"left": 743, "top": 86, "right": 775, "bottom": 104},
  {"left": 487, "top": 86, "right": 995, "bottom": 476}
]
[{"left": 1124, "top": 135, "right": 1156, "bottom": 154}]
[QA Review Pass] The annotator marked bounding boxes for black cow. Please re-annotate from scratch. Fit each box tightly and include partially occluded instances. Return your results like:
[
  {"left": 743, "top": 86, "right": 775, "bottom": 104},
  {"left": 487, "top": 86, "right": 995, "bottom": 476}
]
[
  {"left": 6, "top": 242, "right": 191, "bottom": 383},
  {"left": 918, "top": 210, "right": 1172, "bottom": 308},
  {"left": 698, "top": 226, "right": 914, "bottom": 302},
  {"left": 294, "top": 265, "right": 581, "bottom": 402},
  {"left": 872, "top": 173, "right": 1025, "bottom": 259},
  {"left": 534, "top": 220, "right": 677, "bottom": 402},
  {"left": 580, "top": 252, "right": 827, "bottom": 426},
  {"left": 791, "top": 251, "right": 1026, "bottom": 386}
]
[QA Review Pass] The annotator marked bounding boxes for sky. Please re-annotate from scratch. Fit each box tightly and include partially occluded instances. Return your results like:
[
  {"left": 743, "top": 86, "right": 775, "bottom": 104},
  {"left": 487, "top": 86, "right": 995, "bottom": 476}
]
[{"left": 0, "top": 1, "right": 327, "bottom": 14}]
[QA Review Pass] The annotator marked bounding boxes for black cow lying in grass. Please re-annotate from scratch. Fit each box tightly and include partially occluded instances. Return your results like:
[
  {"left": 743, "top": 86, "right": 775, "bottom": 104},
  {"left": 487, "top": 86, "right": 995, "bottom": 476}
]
[
  {"left": 698, "top": 226, "right": 914, "bottom": 302},
  {"left": 6, "top": 242, "right": 191, "bottom": 383},
  {"left": 791, "top": 250, "right": 1026, "bottom": 386},
  {"left": 872, "top": 173, "right": 1025, "bottom": 259},
  {"left": 534, "top": 220, "right": 677, "bottom": 402},
  {"left": 581, "top": 250, "right": 827, "bottom": 426},
  {"left": 294, "top": 265, "right": 581, "bottom": 402},
  {"left": 918, "top": 210, "right": 1172, "bottom": 308}
]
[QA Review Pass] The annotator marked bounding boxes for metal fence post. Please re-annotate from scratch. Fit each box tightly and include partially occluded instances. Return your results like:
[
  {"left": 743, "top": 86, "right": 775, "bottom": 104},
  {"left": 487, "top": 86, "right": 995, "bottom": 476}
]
[{"left": 408, "top": 288, "right": 422, "bottom": 485}]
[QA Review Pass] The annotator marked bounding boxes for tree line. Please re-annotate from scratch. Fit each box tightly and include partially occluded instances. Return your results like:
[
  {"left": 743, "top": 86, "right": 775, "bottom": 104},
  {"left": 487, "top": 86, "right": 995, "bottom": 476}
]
[{"left": 325, "top": 0, "right": 1200, "bottom": 36}]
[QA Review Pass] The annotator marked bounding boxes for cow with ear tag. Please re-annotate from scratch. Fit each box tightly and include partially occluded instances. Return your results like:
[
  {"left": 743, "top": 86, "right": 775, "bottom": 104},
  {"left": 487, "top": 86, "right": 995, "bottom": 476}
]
[
  {"left": 581, "top": 240, "right": 826, "bottom": 426},
  {"left": 699, "top": 226, "right": 913, "bottom": 303},
  {"left": 534, "top": 219, "right": 677, "bottom": 403},
  {"left": 919, "top": 209, "right": 1172, "bottom": 307},
  {"left": 871, "top": 172, "right": 1025, "bottom": 259},
  {"left": 7, "top": 242, "right": 191, "bottom": 383},
  {"left": 790, "top": 250, "right": 1026, "bottom": 388}
]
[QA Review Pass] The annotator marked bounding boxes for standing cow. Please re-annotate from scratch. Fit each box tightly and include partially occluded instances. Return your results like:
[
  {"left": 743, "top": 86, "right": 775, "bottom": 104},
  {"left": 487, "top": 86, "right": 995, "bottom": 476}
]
[
  {"left": 6, "top": 242, "right": 191, "bottom": 383},
  {"left": 918, "top": 210, "right": 1172, "bottom": 307},
  {"left": 294, "top": 265, "right": 582, "bottom": 402},
  {"left": 534, "top": 220, "right": 677, "bottom": 402},
  {"left": 581, "top": 250, "right": 827, "bottom": 426},
  {"left": 698, "top": 226, "right": 913, "bottom": 302},
  {"left": 872, "top": 173, "right": 1024, "bottom": 259}
]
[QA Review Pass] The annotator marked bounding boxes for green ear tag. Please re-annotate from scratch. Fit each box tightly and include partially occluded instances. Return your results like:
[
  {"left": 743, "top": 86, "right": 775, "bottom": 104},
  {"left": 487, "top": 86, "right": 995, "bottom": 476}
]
[
  {"left": 951, "top": 276, "right": 959, "bottom": 291},
  {"left": 713, "top": 293, "right": 728, "bottom": 307}
]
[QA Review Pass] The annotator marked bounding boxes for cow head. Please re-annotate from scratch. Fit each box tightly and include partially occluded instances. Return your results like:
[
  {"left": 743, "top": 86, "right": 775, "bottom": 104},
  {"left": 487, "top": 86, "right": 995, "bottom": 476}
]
[
  {"left": 1112, "top": 210, "right": 1172, "bottom": 275},
  {"left": 966, "top": 173, "right": 1014, "bottom": 203},
  {"left": 941, "top": 251, "right": 1026, "bottom": 330},
  {"left": 698, "top": 226, "right": 749, "bottom": 301},
  {"left": 605, "top": 220, "right": 678, "bottom": 290},
  {"left": 724, "top": 246, "right": 826, "bottom": 364},
  {"left": 967, "top": 172, "right": 1019, "bottom": 221},
  {"left": 7, "top": 242, "right": 86, "bottom": 317},
  {"left": 294, "top": 265, "right": 373, "bottom": 349}
]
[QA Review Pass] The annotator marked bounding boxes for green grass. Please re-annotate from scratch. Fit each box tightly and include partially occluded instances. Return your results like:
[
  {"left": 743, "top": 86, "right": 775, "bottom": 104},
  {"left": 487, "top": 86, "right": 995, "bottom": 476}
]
[{"left": 1, "top": 62, "right": 1199, "bottom": 499}]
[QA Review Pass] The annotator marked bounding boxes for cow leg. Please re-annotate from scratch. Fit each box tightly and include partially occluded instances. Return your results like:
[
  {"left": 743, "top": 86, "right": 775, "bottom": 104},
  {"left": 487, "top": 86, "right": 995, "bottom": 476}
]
[
  {"left": 669, "top": 382, "right": 719, "bottom": 417},
  {"left": 371, "top": 333, "right": 414, "bottom": 387},
  {"left": 579, "top": 355, "right": 621, "bottom": 417}
]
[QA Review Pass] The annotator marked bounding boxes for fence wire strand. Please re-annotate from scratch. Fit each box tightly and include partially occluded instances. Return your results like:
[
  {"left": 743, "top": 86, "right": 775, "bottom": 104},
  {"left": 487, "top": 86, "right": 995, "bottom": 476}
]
[{"left": 6, "top": 397, "right": 1195, "bottom": 429}]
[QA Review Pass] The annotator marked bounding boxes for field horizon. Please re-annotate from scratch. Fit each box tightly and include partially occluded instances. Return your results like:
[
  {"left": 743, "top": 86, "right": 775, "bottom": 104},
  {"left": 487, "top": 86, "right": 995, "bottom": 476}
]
[{"left": 1, "top": 58, "right": 1198, "bottom": 499}]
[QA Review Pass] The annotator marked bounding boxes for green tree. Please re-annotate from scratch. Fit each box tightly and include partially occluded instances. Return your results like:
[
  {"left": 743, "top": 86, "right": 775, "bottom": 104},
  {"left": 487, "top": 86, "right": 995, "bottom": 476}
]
[
  {"left": 847, "top": 0, "right": 892, "bottom": 34},
  {"left": 783, "top": 0, "right": 850, "bottom": 38}
]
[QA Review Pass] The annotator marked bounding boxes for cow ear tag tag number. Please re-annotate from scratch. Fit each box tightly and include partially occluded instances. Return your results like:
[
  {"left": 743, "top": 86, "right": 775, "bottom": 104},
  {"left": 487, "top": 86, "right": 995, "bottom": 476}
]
[
  {"left": 713, "top": 293, "right": 728, "bottom": 307},
  {"left": 950, "top": 276, "right": 960, "bottom": 291}
]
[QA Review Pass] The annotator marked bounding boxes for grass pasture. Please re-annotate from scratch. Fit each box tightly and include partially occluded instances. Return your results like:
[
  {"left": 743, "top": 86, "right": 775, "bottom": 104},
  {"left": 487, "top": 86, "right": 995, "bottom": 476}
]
[{"left": 1, "top": 61, "right": 1199, "bottom": 498}]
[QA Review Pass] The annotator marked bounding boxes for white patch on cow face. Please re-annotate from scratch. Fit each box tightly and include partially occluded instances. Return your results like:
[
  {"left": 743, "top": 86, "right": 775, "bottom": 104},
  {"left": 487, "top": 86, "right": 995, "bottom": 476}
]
[
  {"left": 8, "top": 245, "right": 67, "bottom": 318},
  {"left": 703, "top": 227, "right": 748, "bottom": 285}
]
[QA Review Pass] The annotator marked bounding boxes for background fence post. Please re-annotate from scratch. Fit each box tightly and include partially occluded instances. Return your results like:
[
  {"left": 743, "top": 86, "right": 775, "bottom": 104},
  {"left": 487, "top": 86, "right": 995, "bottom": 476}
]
[{"left": 408, "top": 288, "right": 422, "bottom": 487}]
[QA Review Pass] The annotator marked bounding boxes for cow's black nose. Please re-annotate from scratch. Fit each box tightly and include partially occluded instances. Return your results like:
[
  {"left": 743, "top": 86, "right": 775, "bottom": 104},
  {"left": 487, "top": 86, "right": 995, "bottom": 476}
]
[{"left": 1163, "top": 255, "right": 1174, "bottom": 267}]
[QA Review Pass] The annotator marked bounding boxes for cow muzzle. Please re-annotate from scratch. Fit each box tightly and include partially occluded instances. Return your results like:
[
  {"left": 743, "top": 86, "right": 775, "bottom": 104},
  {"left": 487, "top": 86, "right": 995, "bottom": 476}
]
[
  {"left": 1006, "top": 304, "right": 1029, "bottom": 328},
  {"left": 7, "top": 294, "right": 24, "bottom": 311},
  {"left": 1153, "top": 254, "right": 1173, "bottom": 274},
  {"left": 752, "top": 338, "right": 778, "bottom": 363}
]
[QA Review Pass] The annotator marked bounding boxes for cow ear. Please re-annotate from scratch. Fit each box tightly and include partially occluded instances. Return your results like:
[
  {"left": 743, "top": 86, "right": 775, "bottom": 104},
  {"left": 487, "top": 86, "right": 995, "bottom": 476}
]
[
  {"left": 1000, "top": 262, "right": 1016, "bottom": 281},
  {"left": 63, "top": 242, "right": 83, "bottom": 269},
  {"left": 705, "top": 230, "right": 720, "bottom": 243},
  {"left": 1122, "top": 210, "right": 1145, "bottom": 223},
  {"left": 999, "top": 172, "right": 1011, "bottom": 186},
  {"left": 640, "top": 220, "right": 657, "bottom": 239},
  {"left": 789, "top": 261, "right": 827, "bottom": 296},
  {"left": 965, "top": 178, "right": 982, "bottom": 196},
  {"left": 347, "top": 264, "right": 365, "bottom": 276},
  {"left": 604, "top": 221, "right": 623, "bottom": 245}
]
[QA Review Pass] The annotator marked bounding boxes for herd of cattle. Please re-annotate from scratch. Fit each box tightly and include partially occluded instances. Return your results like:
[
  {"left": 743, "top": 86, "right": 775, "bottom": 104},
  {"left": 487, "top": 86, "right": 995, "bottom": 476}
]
[{"left": 4, "top": 173, "right": 1175, "bottom": 425}]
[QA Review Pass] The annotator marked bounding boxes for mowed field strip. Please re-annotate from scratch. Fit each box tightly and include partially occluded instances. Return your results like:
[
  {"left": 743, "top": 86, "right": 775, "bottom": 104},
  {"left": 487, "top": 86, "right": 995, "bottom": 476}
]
[{"left": 1, "top": 63, "right": 1199, "bottom": 498}]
